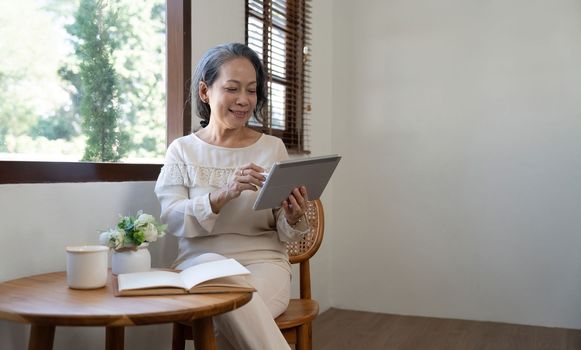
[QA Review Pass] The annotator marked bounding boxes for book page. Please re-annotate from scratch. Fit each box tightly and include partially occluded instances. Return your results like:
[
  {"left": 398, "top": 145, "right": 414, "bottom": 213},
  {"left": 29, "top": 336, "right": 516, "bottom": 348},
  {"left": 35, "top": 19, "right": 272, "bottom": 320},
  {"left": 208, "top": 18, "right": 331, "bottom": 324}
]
[
  {"left": 178, "top": 258, "right": 251, "bottom": 291},
  {"left": 187, "top": 276, "right": 255, "bottom": 294},
  {"left": 117, "top": 270, "right": 186, "bottom": 292}
]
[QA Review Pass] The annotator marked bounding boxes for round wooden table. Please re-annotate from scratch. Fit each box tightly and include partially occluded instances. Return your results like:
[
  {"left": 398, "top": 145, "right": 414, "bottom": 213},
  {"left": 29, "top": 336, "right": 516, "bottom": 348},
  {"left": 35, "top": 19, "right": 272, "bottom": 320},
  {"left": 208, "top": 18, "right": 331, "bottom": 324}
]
[{"left": 0, "top": 271, "right": 252, "bottom": 350}]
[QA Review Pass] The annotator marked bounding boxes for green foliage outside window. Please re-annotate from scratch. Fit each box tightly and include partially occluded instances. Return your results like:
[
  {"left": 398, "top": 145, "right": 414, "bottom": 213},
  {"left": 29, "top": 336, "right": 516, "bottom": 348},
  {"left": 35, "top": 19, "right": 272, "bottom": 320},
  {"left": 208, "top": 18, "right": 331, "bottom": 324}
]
[
  {"left": 0, "top": 0, "right": 166, "bottom": 162},
  {"left": 71, "top": 0, "right": 127, "bottom": 161}
]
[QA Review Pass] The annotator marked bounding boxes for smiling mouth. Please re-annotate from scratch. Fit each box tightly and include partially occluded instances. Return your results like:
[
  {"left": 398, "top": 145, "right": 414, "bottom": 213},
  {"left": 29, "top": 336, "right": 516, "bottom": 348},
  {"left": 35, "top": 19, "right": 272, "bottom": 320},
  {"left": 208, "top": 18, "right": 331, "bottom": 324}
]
[{"left": 230, "top": 110, "right": 249, "bottom": 118}]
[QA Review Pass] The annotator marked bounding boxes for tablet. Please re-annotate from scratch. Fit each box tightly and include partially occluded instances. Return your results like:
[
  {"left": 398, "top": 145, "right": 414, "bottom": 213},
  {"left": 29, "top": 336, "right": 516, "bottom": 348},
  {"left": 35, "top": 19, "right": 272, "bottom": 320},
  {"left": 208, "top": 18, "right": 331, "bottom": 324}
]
[{"left": 253, "top": 154, "right": 341, "bottom": 210}]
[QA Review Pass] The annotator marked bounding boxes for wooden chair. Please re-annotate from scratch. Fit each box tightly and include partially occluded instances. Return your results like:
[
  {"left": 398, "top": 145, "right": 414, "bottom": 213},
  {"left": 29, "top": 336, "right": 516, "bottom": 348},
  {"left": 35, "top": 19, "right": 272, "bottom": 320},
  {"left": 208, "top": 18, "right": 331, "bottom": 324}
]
[{"left": 172, "top": 199, "right": 325, "bottom": 350}]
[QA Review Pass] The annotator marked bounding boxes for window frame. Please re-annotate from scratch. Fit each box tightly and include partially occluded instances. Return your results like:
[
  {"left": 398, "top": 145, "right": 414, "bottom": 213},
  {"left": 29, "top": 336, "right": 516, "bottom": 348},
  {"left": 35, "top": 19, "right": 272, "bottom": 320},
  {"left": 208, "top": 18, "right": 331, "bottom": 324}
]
[{"left": 0, "top": 0, "right": 191, "bottom": 184}]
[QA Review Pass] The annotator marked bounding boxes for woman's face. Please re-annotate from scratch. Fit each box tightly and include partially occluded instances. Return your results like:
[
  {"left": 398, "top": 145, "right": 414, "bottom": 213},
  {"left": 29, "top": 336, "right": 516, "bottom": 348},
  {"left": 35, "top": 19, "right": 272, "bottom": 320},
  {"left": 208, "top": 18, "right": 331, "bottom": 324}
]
[{"left": 201, "top": 57, "right": 258, "bottom": 130}]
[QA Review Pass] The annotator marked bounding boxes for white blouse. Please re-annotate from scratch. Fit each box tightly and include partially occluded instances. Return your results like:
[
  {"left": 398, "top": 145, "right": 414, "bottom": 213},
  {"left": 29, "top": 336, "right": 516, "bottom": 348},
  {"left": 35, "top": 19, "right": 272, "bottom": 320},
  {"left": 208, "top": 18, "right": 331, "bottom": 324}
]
[{"left": 154, "top": 133, "right": 308, "bottom": 271}]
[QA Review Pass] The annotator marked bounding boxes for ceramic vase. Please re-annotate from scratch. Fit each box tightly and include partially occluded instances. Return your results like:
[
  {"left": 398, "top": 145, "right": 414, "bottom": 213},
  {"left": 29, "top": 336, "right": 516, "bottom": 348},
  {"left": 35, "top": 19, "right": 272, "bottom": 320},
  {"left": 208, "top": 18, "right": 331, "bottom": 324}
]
[{"left": 111, "top": 244, "right": 151, "bottom": 275}]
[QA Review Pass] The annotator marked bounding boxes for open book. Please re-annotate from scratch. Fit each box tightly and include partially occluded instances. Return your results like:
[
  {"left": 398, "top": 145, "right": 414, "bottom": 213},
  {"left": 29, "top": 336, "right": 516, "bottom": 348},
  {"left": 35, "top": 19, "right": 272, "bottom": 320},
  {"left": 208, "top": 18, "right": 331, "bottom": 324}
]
[{"left": 115, "top": 258, "right": 255, "bottom": 296}]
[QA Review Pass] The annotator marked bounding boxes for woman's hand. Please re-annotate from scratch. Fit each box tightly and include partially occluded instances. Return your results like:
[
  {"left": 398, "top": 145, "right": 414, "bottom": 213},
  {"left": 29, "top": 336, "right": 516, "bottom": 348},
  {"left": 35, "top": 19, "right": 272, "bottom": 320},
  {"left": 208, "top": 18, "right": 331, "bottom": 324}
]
[
  {"left": 209, "top": 163, "right": 266, "bottom": 213},
  {"left": 283, "top": 186, "right": 309, "bottom": 226}
]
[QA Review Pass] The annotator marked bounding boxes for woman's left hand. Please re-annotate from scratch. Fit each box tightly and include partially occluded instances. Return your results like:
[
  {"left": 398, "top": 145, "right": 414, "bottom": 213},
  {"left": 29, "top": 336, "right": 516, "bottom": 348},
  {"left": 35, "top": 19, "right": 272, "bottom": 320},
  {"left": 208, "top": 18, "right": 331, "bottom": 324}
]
[{"left": 282, "top": 186, "right": 309, "bottom": 225}]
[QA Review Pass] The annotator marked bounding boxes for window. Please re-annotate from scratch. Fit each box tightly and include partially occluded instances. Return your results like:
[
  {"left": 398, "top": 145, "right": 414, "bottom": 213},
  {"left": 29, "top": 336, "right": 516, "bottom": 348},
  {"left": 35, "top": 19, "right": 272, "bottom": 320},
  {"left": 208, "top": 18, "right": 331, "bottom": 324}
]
[
  {"left": 246, "top": 0, "right": 312, "bottom": 153},
  {"left": 0, "top": 0, "right": 191, "bottom": 183}
]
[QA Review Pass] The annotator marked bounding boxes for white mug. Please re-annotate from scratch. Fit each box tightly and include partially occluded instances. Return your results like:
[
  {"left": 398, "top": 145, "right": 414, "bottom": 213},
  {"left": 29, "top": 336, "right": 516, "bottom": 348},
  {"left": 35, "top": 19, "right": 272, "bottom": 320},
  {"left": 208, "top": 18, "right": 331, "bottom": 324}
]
[{"left": 66, "top": 245, "right": 109, "bottom": 289}]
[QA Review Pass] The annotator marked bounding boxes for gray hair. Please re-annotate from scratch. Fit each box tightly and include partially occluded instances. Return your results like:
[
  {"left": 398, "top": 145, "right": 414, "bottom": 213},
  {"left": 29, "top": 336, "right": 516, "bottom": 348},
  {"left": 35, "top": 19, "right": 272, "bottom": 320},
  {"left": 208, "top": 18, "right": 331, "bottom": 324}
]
[{"left": 192, "top": 43, "right": 267, "bottom": 127}]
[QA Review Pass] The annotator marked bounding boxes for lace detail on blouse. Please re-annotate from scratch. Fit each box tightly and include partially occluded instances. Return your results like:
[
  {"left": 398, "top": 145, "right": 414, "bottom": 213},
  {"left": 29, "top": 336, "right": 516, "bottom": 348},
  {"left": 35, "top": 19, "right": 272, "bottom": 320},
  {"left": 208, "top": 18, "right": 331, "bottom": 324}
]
[{"left": 156, "top": 164, "right": 236, "bottom": 188}]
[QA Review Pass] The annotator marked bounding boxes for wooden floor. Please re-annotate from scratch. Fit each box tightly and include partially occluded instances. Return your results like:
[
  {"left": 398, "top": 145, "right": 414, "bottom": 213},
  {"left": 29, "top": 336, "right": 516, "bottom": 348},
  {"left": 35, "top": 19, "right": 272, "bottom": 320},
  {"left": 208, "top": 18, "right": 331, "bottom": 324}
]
[{"left": 311, "top": 308, "right": 581, "bottom": 350}]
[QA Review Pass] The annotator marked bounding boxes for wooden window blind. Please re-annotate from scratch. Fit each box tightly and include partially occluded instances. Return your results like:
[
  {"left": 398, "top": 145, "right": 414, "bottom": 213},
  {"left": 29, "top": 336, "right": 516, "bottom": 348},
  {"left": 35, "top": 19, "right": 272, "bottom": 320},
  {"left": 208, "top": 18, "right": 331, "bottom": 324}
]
[{"left": 246, "top": 0, "right": 311, "bottom": 153}]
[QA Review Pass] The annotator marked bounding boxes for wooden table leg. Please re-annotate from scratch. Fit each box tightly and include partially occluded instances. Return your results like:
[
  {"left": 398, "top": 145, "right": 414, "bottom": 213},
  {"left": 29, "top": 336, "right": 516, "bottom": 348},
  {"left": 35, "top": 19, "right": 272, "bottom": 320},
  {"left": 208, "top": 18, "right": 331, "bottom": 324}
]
[
  {"left": 172, "top": 323, "right": 186, "bottom": 350},
  {"left": 192, "top": 317, "right": 217, "bottom": 350},
  {"left": 106, "top": 326, "right": 125, "bottom": 350},
  {"left": 28, "top": 325, "right": 55, "bottom": 350}
]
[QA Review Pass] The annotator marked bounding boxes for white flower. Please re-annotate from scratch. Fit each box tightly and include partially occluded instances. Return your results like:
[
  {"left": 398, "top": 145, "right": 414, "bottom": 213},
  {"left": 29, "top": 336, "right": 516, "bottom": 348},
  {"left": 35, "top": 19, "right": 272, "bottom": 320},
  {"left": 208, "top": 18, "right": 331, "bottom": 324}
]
[
  {"left": 99, "top": 231, "right": 108, "bottom": 245},
  {"left": 135, "top": 213, "right": 155, "bottom": 226},
  {"left": 112, "top": 230, "right": 126, "bottom": 249},
  {"left": 99, "top": 228, "right": 125, "bottom": 250},
  {"left": 143, "top": 223, "right": 159, "bottom": 242}
]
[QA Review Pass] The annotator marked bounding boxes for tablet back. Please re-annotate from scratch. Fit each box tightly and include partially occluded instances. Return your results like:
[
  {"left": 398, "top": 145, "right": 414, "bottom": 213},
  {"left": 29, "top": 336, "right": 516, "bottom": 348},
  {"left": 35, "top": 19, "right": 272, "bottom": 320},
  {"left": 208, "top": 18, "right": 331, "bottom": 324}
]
[{"left": 253, "top": 154, "right": 341, "bottom": 210}]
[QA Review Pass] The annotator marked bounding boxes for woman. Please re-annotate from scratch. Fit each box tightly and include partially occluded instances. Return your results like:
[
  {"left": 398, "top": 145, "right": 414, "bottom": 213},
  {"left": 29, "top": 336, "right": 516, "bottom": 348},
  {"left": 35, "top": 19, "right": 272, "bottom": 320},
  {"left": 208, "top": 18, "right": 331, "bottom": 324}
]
[{"left": 154, "top": 43, "right": 309, "bottom": 349}]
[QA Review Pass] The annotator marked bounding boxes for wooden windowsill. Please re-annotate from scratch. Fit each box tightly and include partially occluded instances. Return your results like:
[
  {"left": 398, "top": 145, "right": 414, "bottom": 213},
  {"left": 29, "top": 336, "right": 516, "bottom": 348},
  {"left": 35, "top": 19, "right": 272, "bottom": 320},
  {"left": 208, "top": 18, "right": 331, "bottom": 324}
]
[{"left": 0, "top": 161, "right": 162, "bottom": 184}]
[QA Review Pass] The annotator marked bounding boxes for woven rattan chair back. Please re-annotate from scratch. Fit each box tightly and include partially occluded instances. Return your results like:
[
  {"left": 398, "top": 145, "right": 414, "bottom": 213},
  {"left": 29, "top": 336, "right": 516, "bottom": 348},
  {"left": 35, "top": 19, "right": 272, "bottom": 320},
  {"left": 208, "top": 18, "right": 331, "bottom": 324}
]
[{"left": 286, "top": 199, "right": 324, "bottom": 264}]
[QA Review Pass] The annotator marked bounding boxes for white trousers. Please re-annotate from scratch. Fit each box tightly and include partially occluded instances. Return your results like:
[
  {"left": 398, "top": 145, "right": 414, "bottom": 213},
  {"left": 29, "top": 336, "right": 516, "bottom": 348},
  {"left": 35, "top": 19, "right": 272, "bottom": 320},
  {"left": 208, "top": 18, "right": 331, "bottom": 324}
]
[
  {"left": 177, "top": 254, "right": 291, "bottom": 350},
  {"left": 214, "top": 262, "right": 292, "bottom": 350}
]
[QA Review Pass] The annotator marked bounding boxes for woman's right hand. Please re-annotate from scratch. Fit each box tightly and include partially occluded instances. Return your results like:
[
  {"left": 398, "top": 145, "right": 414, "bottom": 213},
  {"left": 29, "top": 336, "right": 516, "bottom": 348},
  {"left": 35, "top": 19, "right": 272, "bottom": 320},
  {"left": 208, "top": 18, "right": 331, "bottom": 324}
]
[{"left": 209, "top": 163, "right": 265, "bottom": 213}]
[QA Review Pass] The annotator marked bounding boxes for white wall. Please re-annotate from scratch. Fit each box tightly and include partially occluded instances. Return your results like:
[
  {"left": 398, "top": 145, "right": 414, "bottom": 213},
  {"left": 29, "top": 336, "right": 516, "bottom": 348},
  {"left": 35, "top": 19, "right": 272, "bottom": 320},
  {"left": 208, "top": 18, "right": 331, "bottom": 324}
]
[
  {"left": 305, "top": 0, "right": 334, "bottom": 314},
  {"left": 330, "top": 0, "right": 581, "bottom": 329},
  {"left": 192, "top": 0, "right": 245, "bottom": 63}
]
